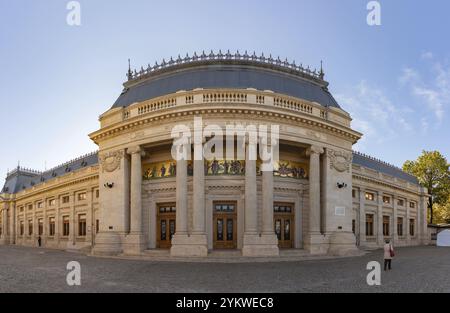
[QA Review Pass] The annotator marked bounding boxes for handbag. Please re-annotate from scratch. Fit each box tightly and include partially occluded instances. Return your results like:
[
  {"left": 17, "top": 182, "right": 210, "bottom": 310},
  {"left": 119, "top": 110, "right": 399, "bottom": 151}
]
[{"left": 389, "top": 246, "right": 395, "bottom": 257}]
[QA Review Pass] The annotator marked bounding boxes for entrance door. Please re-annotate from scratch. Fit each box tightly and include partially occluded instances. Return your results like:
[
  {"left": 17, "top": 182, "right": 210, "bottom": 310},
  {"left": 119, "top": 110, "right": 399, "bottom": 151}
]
[
  {"left": 274, "top": 203, "right": 295, "bottom": 248},
  {"left": 213, "top": 202, "right": 237, "bottom": 249},
  {"left": 156, "top": 203, "right": 176, "bottom": 249}
]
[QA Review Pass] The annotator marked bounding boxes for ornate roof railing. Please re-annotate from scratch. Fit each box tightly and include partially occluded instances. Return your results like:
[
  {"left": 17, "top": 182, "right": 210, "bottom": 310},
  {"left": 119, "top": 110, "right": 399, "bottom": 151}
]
[
  {"left": 352, "top": 150, "right": 417, "bottom": 180},
  {"left": 126, "top": 50, "right": 325, "bottom": 83}
]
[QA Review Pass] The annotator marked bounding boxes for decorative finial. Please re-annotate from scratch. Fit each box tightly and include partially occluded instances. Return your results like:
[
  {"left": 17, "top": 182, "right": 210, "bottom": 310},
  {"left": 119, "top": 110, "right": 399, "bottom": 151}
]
[
  {"left": 319, "top": 60, "right": 325, "bottom": 79},
  {"left": 127, "top": 59, "right": 133, "bottom": 80}
]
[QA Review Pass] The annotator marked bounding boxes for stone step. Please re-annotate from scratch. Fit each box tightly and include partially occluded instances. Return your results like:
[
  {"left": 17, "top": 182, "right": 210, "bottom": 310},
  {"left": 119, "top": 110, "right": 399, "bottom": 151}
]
[{"left": 143, "top": 249, "right": 170, "bottom": 257}]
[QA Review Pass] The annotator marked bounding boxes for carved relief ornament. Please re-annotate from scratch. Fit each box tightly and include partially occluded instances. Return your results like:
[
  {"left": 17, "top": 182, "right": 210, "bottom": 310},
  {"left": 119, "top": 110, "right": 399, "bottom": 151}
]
[
  {"left": 100, "top": 150, "right": 124, "bottom": 173},
  {"left": 327, "top": 149, "right": 352, "bottom": 173}
]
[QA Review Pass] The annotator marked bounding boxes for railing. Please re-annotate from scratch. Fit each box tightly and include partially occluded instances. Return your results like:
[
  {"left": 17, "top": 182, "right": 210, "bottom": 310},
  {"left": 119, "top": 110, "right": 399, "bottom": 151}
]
[
  {"left": 137, "top": 98, "right": 176, "bottom": 115},
  {"left": 203, "top": 92, "right": 247, "bottom": 103},
  {"left": 274, "top": 97, "right": 313, "bottom": 114},
  {"left": 124, "top": 91, "right": 330, "bottom": 122},
  {"left": 126, "top": 50, "right": 325, "bottom": 82}
]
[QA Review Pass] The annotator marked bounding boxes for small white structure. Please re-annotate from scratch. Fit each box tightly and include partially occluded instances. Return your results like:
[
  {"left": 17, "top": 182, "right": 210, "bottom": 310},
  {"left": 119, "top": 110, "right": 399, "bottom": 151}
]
[{"left": 437, "top": 230, "right": 450, "bottom": 247}]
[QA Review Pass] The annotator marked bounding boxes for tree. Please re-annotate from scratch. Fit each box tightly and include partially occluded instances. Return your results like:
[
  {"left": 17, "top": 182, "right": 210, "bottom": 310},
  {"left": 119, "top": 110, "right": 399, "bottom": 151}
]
[
  {"left": 433, "top": 196, "right": 450, "bottom": 224},
  {"left": 403, "top": 151, "right": 450, "bottom": 224}
]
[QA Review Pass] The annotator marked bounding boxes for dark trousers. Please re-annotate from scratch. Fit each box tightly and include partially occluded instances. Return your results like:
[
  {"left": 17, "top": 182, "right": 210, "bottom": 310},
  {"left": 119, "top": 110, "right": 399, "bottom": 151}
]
[{"left": 384, "top": 259, "right": 392, "bottom": 271}]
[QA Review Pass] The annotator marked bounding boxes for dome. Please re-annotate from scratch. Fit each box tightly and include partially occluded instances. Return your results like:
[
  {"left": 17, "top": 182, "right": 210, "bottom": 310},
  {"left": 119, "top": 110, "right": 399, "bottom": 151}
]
[{"left": 112, "top": 51, "right": 340, "bottom": 109}]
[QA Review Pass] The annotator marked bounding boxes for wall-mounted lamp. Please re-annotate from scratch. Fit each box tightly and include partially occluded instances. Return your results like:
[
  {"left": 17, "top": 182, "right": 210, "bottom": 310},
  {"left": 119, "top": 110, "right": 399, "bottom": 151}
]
[
  {"left": 337, "top": 182, "right": 347, "bottom": 189},
  {"left": 104, "top": 182, "right": 114, "bottom": 189}
]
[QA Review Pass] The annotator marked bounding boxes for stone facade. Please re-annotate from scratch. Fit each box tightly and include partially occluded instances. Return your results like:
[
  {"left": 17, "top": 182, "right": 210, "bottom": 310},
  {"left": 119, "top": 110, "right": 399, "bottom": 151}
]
[{"left": 0, "top": 54, "right": 430, "bottom": 257}]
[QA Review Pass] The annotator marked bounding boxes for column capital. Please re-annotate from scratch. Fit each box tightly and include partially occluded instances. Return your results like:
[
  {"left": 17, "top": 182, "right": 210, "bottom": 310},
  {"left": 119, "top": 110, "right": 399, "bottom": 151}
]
[
  {"left": 127, "top": 146, "right": 145, "bottom": 157},
  {"left": 306, "top": 145, "right": 324, "bottom": 156}
]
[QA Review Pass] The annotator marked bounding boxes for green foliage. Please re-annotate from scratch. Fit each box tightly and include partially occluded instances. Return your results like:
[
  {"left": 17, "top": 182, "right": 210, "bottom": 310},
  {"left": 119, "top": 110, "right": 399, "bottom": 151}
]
[{"left": 403, "top": 150, "right": 450, "bottom": 223}]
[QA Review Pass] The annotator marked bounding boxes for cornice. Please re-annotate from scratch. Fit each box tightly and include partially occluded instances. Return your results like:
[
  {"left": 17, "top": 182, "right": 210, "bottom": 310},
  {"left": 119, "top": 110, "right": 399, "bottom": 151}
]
[{"left": 90, "top": 105, "right": 361, "bottom": 145}]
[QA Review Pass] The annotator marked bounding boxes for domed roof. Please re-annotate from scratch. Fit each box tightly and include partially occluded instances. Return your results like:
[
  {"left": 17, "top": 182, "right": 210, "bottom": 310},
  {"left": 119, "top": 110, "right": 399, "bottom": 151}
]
[{"left": 112, "top": 51, "right": 340, "bottom": 109}]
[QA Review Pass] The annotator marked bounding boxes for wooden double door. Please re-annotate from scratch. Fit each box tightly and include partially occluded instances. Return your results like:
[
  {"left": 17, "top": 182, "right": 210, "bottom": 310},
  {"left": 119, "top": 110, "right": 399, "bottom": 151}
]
[
  {"left": 213, "top": 202, "right": 237, "bottom": 249},
  {"left": 274, "top": 203, "right": 295, "bottom": 248},
  {"left": 156, "top": 203, "right": 176, "bottom": 249}
]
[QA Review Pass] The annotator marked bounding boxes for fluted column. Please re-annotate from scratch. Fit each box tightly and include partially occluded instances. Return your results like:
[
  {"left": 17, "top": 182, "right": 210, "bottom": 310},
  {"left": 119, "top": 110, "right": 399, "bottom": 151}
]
[
  {"left": 244, "top": 139, "right": 257, "bottom": 235},
  {"left": 242, "top": 137, "right": 278, "bottom": 256},
  {"left": 309, "top": 145, "right": 323, "bottom": 234},
  {"left": 393, "top": 194, "right": 398, "bottom": 245},
  {"left": 192, "top": 141, "right": 205, "bottom": 235},
  {"left": 359, "top": 188, "right": 366, "bottom": 245},
  {"left": 176, "top": 158, "right": 188, "bottom": 235},
  {"left": 377, "top": 191, "right": 384, "bottom": 246},
  {"left": 171, "top": 136, "right": 207, "bottom": 257},
  {"left": 124, "top": 145, "right": 145, "bottom": 254},
  {"left": 304, "top": 145, "right": 324, "bottom": 254},
  {"left": 406, "top": 199, "right": 411, "bottom": 244},
  {"left": 128, "top": 146, "right": 144, "bottom": 234},
  {"left": 261, "top": 144, "right": 274, "bottom": 235}
]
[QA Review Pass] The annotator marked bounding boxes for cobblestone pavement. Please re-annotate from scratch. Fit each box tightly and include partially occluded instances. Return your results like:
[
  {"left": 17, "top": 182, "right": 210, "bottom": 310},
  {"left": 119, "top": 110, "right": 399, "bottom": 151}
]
[{"left": 0, "top": 245, "right": 449, "bottom": 292}]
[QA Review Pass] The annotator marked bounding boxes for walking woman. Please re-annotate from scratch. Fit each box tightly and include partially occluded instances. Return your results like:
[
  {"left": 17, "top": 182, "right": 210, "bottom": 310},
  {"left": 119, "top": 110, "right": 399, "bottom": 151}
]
[{"left": 383, "top": 240, "right": 394, "bottom": 271}]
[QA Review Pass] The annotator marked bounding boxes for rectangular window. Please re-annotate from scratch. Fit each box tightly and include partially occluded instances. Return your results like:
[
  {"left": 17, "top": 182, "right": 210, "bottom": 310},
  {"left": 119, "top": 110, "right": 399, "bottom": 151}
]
[
  {"left": 96, "top": 190, "right": 99, "bottom": 198},
  {"left": 366, "top": 214, "right": 374, "bottom": 236},
  {"left": 63, "top": 216, "right": 70, "bottom": 237},
  {"left": 383, "top": 196, "right": 391, "bottom": 204},
  {"left": 352, "top": 219, "right": 356, "bottom": 234},
  {"left": 28, "top": 220, "right": 33, "bottom": 236},
  {"left": 409, "top": 202, "right": 415, "bottom": 208},
  {"left": 49, "top": 217, "right": 55, "bottom": 236},
  {"left": 383, "top": 216, "right": 390, "bottom": 236},
  {"left": 410, "top": 219, "right": 415, "bottom": 236},
  {"left": 20, "top": 207, "right": 24, "bottom": 213},
  {"left": 352, "top": 189, "right": 356, "bottom": 198},
  {"left": 96, "top": 219, "right": 99, "bottom": 234},
  {"left": 62, "top": 196, "right": 70, "bottom": 204},
  {"left": 37, "top": 202, "right": 43, "bottom": 209},
  {"left": 78, "top": 193, "right": 87, "bottom": 201},
  {"left": 49, "top": 199, "right": 56, "bottom": 206},
  {"left": 365, "top": 192, "right": 375, "bottom": 201},
  {"left": 20, "top": 221, "right": 24, "bottom": 236},
  {"left": 38, "top": 219, "right": 43, "bottom": 236},
  {"left": 28, "top": 204, "right": 33, "bottom": 211},
  {"left": 78, "top": 214, "right": 87, "bottom": 237},
  {"left": 397, "top": 217, "right": 403, "bottom": 236},
  {"left": 398, "top": 199, "right": 404, "bottom": 206}
]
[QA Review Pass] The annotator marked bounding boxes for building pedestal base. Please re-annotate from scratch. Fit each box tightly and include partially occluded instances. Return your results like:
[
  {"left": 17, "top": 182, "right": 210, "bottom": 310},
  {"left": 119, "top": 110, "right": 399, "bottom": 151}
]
[
  {"left": 242, "top": 233, "right": 279, "bottom": 257},
  {"left": 123, "top": 232, "right": 146, "bottom": 255},
  {"left": 91, "top": 231, "right": 122, "bottom": 256},
  {"left": 304, "top": 232, "right": 327, "bottom": 255},
  {"left": 170, "top": 233, "right": 208, "bottom": 257},
  {"left": 327, "top": 231, "right": 360, "bottom": 256}
]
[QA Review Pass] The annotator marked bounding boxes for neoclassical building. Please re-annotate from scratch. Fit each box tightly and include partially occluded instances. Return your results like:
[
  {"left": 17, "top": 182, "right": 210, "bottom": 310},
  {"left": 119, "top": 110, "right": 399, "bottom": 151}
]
[{"left": 0, "top": 51, "right": 430, "bottom": 257}]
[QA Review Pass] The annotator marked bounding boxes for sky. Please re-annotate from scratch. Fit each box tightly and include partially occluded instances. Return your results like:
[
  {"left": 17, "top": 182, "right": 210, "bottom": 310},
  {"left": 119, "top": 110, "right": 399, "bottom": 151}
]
[{"left": 0, "top": 0, "right": 449, "bottom": 181}]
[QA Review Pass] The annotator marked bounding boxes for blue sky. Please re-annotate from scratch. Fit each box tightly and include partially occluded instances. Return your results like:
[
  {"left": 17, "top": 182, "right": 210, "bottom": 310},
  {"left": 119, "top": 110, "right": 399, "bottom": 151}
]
[{"left": 0, "top": 0, "right": 449, "bottom": 179}]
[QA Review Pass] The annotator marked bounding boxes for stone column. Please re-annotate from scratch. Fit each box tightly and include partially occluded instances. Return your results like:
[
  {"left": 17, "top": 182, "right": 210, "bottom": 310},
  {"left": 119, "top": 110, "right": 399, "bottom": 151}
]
[
  {"left": 170, "top": 142, "right": 194, "bottom": 256},
  {"left": 243, "top": 141, "right": 279, "bottom": 256},
  {"left": 124, "top": 146, "right": 145, "bottom": 255},
  {"left": 393, "top": 194, "right": 398, "bottom": 245},
  {"left": 0, "top": 205, "right": 6, "bottom": 244},
  {"left": 71, "top": 192, "right": 76, "bottom": 247},
  {"left": 43, "top": 199, "right": 47, "bottom": 247},
  {"left": 359, "top": 188, "right": 366, "bottom": 246},
  {"left": 242, "top": 136, "right": 270, "bottom": 257},
  {"left": 32, "top": 204, "right": 36, "bottom": 247},
  {"left": 377, "top": 192, "right": 384, "bottom": 246},
  {"left": 189, "top": 139, "right": 208, "bottom": 256},
  {"left": 244, "top": 139, "right": 258, "bottom": 235},
  {"left": 305, "top": 145, "right": 324, "bottom": 254},
  {"left": 406, "top": 199, "right": 411, "bottom": 245},
  {"left": 418, "top": 187, "right": 428, "bottom": 244}
]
